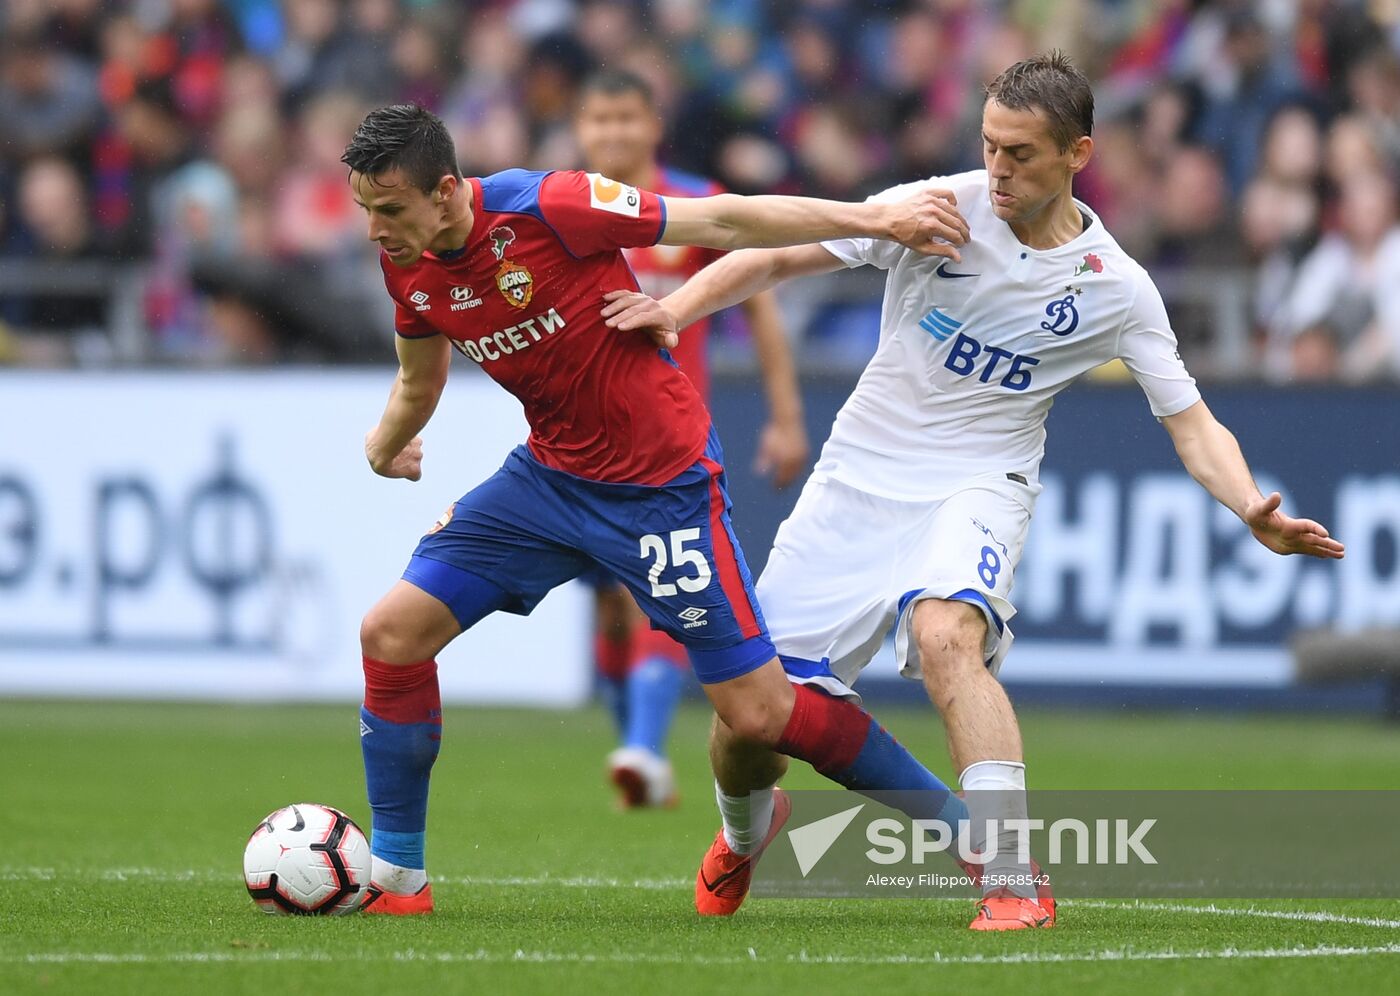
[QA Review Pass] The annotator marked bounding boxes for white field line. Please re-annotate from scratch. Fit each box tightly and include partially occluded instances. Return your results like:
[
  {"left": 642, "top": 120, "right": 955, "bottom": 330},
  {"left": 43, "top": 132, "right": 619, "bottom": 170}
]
[
  {"left": 6, "top": 944, "right": 1400, "bottom": 968},
  {"left": 6, "top": 867, "right": 1400, "bottom": 932},
  {"left": 1071, "top": 899, "right": 1400, "bottom": 931}
]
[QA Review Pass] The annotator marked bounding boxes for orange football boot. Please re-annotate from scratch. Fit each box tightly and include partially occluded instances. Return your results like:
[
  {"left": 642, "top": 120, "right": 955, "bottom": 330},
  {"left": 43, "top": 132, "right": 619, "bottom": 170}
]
[
  {"left": 695, "top": 788, "right": 792, "bottom": 916},
  {"left": 968, "top": 887, "right": 1054, "bottom": 931},
  {"left": 361, "top": 882, "right": 434, "bottom": 915},
  {"left": 957, "top": 856, "right": 1056, "bottom": 928}
]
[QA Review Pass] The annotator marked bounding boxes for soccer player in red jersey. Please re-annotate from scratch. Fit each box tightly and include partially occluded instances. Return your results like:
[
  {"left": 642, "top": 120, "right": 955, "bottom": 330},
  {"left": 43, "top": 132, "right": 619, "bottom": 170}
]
[
  {"left": 574, "top": 69, "right": 810, "bottom": 808},
  {"left": 342, "top": 104, "right": 975, "bottom": 914}
]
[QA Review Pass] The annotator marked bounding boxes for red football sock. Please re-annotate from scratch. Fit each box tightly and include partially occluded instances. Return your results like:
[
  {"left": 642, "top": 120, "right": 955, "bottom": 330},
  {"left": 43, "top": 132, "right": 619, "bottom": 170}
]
[
  {"left": 628, "top": 626, "right": 689, "bottom": 672},
  {"left": 362, "top": 656, "right": 440, "bottom": 724},
  {"left": 594, "top": 634, "right": 631, "bottom": 683},
  {"left": 774, "top": 683, "right": 868, "bottom": 776}
]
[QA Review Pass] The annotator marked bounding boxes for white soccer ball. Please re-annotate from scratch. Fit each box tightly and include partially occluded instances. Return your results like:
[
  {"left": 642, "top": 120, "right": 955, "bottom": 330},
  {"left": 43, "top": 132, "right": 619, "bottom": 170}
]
[{"left": 243, "top": 803, "right": 371, "bottom": 916}]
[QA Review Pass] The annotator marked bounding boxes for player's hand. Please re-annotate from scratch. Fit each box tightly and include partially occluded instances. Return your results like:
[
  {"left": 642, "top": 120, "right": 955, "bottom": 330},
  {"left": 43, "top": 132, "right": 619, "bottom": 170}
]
[
  {"left": 886, "top": 187, "right": 969, "bottom": 260},
  {"left": 601, "top": 290, "right": 679, "bottom": 349},
  {"left": 366, "top": 431, "right": 424, "bottom": 481},
  {"left": 1244, "top": 491, "right": 1345, "bottom": 559},
  {"left": 754, "top": 418, "right": 810, "bottom": 489}
]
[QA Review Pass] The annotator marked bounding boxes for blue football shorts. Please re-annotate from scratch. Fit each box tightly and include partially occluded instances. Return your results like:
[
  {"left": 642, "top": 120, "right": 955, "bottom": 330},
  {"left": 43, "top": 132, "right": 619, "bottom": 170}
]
[{"left": 402, "top": 427, "right": 774, "bottom": 684}]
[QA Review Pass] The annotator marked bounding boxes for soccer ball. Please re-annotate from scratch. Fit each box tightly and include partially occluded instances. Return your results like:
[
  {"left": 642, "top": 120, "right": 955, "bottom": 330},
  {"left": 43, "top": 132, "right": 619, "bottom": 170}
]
[{"left": 243, "top": 803, "right": 371, "bottom": 916}]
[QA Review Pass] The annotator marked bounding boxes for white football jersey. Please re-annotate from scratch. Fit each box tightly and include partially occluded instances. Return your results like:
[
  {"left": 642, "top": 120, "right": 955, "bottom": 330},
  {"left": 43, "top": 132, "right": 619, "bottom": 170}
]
[{"left": 818, "top": 170, "right": 1200, "bottom": 501}]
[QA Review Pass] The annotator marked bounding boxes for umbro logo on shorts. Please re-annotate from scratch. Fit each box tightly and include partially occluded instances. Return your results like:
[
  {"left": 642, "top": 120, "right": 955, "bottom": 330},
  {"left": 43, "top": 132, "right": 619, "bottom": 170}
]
[{"left": 679, "top": 606, "right": 708, "bottom": 629}]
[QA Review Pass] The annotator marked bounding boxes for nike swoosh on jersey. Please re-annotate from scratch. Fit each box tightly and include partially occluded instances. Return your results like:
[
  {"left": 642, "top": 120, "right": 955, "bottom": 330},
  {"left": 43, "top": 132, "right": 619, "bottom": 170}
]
[{"left": 934, "top": 260, "right": 980, "bottom": 278}]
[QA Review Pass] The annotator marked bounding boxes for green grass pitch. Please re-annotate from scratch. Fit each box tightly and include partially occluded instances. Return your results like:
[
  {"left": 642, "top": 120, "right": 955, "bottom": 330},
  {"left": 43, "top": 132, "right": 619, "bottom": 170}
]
[{"left": 3, "top": 698, "right": 1399, "bottom": 994}]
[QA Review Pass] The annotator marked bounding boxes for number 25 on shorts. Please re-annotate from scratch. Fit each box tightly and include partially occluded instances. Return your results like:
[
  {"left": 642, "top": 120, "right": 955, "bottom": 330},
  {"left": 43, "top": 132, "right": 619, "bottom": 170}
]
[{"left": 640, "top": 528, "right": 713, "bottom": 597}]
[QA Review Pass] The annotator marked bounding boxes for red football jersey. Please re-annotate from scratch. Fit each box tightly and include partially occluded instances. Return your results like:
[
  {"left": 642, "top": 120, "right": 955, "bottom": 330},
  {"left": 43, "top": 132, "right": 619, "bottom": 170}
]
[
  {"left": 621, "top": 167, "right": 726, "bottom": 401},
  {"left": 381, "top": 169, "right": 711, "bottom": 486}
]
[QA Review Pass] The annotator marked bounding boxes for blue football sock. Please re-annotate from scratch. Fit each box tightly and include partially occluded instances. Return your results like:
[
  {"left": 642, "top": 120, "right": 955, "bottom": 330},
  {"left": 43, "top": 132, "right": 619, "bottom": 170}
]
[
  {"left": 361, "top": 657, "right": 442, "bottom": 870},
  {"left": 361, "top": 705, "right": 441, "bottom": 867},
  {"left": 600, "top": 675, "right": 629, "bottom": 739},
  {"left": 623, "top": 657, "right": 684, "bottom": 755},
  {"left": 846, "top": 719, "right": 969, "bottom": 829}
]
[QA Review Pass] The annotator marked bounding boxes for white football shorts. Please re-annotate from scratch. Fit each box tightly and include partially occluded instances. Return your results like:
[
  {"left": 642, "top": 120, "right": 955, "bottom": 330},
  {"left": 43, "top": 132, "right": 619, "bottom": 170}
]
[{"left": 756, "top": 473, "right": 1038, "bottom": 701}]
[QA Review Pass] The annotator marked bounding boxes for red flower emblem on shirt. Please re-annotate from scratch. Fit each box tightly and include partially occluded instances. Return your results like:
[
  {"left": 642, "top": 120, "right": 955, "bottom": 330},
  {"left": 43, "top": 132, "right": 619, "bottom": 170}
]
[{"left": 1075, "top": 253, "right": 1104, "bottom": 276}]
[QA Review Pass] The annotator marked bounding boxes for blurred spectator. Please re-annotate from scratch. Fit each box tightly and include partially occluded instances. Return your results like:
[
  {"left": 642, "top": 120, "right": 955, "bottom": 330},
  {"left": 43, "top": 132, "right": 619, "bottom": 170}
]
[
  {"left": 274, "top": 0, "right": 368, "bottom": 107},
  {"left": 1258, "top": 105, "right": 1324, "bottom": 187},
  {"left": 1279, "top": 172, "right": 1400, "bottom": 381},
  {"left": 1324, "top": 113, "right": 1387, "bottom": 189},
  {"left": 1242, "top": 175, "right": 1320, "bottom": 380},
  {"left": 275, "top": 93, "right": 369, "bottom": 258},
  {"left": 0, "top": 157, "right": 106, "bottom": 334},
  {"left": 106, "top": 83, "right": 196, "bottom": 256},
  {"left": 0, "top": 29, "right": 101, "bottom": 160},
  {"left": 1143, "top": 145, "right": 1240, "bottom": 368},
  {"left": 1195, "top": 9, "right": 1304, "bottom": 195}
]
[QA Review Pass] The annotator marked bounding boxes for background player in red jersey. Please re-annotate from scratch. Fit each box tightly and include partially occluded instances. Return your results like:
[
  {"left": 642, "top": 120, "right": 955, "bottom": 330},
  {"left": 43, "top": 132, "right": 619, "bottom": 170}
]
[
  {"left": 573, "top": 70, "right": 810, "bottom": 808},
  {"left": 341, "top": 104, "right": 977, "bottom": 915}
]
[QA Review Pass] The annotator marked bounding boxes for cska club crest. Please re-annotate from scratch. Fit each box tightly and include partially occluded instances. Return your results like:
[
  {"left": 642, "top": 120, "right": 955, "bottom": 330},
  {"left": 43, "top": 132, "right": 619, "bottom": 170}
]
[{"left": 495, "top": 259, "right": 534, "bottom": 309}]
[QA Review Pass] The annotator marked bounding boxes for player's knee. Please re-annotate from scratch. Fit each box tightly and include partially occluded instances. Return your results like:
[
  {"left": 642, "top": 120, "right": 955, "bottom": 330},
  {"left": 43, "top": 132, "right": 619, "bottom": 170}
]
[
  {"left": 710, "top": 713, "right": 789, "bottom": 786},
  {"left": 914, "top": 600, "right": 988, "bottom": 706},
  {"left": 360, "top": 605, "right": 422, "bottom": 665},
  {"left": 713, "top": 696, "right": 786, "bottom": 748}
]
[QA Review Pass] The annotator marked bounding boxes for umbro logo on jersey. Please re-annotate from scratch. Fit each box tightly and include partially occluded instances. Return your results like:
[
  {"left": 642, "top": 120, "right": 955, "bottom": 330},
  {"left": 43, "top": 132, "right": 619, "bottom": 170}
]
[
  {"left": 409, "top": 289, "right": 431, "bottom": 312},
  {"left": 934, "top": 260, "right": 979, "bottom": 279},
  {"left": 450, "top": 285, "right": 482, "bottom": 311},
  {"left": 678, "top": 606, "right": 708, "bottom": 629}
]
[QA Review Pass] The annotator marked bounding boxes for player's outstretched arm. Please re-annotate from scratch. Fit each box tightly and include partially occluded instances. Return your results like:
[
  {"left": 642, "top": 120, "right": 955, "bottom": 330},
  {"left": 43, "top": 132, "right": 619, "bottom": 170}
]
[
  {"left": 365, "top": 333, "right": 452, "bottom": 481},
  {"left": 659, "top": 186, "right": 968, "bottom": 257},
  {"left": 604, "top": 243, "right": 845, "bottom": 349},
  {"left": 742, "top": 289, "right": 809, "bottom": 489},
  {"left": 1162, "top": 400, "right": 1345, "bottom": 559}
]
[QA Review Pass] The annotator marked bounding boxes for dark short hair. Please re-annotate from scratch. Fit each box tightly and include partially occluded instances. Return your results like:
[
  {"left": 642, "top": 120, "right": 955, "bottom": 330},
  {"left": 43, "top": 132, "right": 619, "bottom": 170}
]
[
  {"left": 985, "top": 51, "right": 1094, "bottom": 152},
  {"left": 341, "top": 104, "right": 461, "bottom": 193},
  {"left": 578, "top": 68, "right": 655, "bottom": 109}
]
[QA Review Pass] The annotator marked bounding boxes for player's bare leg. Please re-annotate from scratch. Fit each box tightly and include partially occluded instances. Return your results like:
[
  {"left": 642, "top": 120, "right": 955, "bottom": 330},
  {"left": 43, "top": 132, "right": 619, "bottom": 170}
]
[
  {"left": 694, "top": 714, "right": 792, "bottom": 915},
  {"left": 914, "top": 600, "right": 1021, "bottom": 771},
  {"left": 358, "top": 580, "right": 464, "bottom": 915},
  {"left": 593, "top": 582, "right": 634, "bottom": 736},
  {"left": 695, "top": 658, "right": 964, "bottom": 916},
  {"left": 913, "top": 599, "right": 1052, "bottom": 930}
]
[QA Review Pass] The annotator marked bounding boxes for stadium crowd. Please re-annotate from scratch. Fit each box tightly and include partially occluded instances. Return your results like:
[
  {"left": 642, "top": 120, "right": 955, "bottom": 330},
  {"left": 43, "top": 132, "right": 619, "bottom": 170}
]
[{"left": 2, "top": 0, "right": 1400, "bottom": 381}]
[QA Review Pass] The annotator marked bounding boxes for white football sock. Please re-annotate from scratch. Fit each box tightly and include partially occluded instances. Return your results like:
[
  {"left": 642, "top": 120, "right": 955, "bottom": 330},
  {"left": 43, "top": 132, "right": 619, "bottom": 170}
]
[
  {"left": 371, "top": 856, "right": 428, "bottom": 895},
  {"left": 960, "top": 760, "right": 1036, "bottom": 900},
  {"left": 715, "top": 782, "right": 775, "bottom": 855}
]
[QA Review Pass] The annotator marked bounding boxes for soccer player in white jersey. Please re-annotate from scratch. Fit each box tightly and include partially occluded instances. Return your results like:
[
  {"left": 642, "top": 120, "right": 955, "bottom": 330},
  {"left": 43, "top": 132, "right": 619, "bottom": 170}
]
[{"left": 603, "top": 51, "right": 1346, "bottom": 931}]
